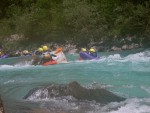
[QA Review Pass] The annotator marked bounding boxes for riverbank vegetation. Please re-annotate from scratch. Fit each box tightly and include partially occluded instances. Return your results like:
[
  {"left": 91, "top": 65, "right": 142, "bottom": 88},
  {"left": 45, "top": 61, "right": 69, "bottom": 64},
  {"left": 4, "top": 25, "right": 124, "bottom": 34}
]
[{"left": 0, "top": 0, "right": 150, "bottom": 50}]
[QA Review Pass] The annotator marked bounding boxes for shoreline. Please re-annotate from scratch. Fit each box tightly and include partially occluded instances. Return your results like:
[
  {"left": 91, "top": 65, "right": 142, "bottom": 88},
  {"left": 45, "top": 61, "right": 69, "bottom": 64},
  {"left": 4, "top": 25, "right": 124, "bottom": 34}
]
[{"left": 0, "top": 34, "right": 148, "bottom": 58}]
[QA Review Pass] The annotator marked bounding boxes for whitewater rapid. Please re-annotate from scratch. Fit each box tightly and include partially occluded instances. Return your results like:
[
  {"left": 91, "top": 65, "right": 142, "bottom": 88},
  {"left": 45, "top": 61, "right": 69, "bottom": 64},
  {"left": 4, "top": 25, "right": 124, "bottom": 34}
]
[{"left": 0, "top": 49, "right": 150, "bottom": 113}]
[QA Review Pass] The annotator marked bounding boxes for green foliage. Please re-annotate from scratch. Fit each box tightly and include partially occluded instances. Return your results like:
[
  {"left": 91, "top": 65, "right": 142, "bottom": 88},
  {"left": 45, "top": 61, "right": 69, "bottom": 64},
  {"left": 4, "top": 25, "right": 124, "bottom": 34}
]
[{"left": 0, "top": 0, "right": 150, "bottom": 48}]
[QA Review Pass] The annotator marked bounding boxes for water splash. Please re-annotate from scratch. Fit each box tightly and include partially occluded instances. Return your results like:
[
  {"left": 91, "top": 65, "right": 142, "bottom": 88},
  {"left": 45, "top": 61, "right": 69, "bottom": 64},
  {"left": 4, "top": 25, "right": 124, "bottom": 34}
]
[
  {"left": 0, "top": 61, "right": 33, "bottom": 70},
  {"left": 26, "top": 89, "right": 49, "bottom": 101}
]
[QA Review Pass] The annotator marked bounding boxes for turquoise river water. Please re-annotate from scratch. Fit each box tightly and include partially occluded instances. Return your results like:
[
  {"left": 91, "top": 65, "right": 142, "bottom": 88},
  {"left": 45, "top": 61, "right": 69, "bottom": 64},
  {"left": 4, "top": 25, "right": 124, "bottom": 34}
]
[{"left": 0, "top": 49, "right": 150, "bottom": 113}]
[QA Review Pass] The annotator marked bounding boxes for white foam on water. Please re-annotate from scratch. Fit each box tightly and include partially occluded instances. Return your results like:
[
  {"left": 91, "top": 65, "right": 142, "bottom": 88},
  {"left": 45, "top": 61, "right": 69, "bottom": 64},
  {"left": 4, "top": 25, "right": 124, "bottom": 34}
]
[
  {"left": 98, "top": 54, "right": 122, "bottom": 62},
  {"left": 26, "top": 89, "right": 49, "bottom": 101},
  {"left": 107, "top": 98, "right": 150, "bottom": 113},
  {"left": 87, "top": 98, "right": 150, "bottom": 113},
  {"left": 40, "top": 96, "right": 79, "bottom": 111},
  {"left": 125, "top": 52, "right": 150, "bottom": 62},
  {"left": 97, "top": 50, "right": 150, "bottom": 63},
  {"left": 107, "top": 54, "right": 122, "bottom": 60},
  {"left": 141, "top": 86, "right": 150, "bottom": 94},
  {"left": 124, "top": 50, "right": 150, "bottom": 62},
  {"left": 0, "top": 64, "right": 14, "bottom": 68},
  {"left": 4, "top": 80, "right": 15, "bottom": 84},
  {"left": 0, "top": 61, "right": 33, "bottom": 70},
  {"left": 25, "top": 89, "right": 79, "bottom": 111}
]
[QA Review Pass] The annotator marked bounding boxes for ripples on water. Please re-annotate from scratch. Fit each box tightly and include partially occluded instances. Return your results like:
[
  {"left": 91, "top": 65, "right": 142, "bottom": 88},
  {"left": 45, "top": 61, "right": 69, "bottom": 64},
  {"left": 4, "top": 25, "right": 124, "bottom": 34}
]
[{"left": 0, "top": 49, "right": 150, "bottom": 113}]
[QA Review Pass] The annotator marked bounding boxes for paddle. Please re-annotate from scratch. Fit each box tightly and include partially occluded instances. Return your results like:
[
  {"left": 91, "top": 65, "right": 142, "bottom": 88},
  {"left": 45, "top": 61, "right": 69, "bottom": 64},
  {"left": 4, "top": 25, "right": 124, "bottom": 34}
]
[{"left": 54, "top": 47, "right": 63, "bottom": 54}]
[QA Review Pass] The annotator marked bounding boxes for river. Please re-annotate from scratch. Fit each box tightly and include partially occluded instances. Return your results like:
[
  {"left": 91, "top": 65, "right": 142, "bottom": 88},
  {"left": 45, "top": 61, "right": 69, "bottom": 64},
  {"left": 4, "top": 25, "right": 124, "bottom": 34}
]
[{"left": 0, "top": 49, "right": 150, "bottom": 113}]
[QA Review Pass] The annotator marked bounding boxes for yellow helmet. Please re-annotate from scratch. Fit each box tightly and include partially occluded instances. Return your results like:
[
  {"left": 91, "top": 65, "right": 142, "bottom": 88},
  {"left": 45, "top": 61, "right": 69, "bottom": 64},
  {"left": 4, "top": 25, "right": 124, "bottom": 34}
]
[
  {"left": 0, "top": 52, "right": 1, "bottom": 55},
  {"left": 81, "top": 48, "right": 87, "bottom": 52},
  {"left": 42, "top": 46, "right": 49, "bottom": 51},
  {"left": 23, "top": 50, "right": 29, "bottom": 54},
  {"left": 38, "top": 48, "right": 43, "bottom": 52},
  {"left": 89, "top": 48, "right": 95, "bottom": 52}
]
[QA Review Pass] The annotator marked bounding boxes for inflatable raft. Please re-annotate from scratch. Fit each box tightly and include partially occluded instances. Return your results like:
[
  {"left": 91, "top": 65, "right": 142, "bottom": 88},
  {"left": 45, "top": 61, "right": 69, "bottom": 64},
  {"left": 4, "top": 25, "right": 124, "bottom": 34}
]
[
  {"left": 42, "top": 60, "right": 57, "bottom": 66},
  {"left": 79, "top": 52, "right": 100, "bottom": 60},
  {"left": 0, "top": 55, "right": 9, "bottom": 59},
  {"left": 42, "top": 48, "right": 67, "bottom": 66}
]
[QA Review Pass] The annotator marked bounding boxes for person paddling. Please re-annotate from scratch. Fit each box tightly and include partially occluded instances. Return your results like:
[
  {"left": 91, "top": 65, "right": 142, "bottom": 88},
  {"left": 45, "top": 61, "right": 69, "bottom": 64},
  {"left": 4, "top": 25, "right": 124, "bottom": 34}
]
[
  {"left": 89, "top": 48, "right": 97, "bottom": 57},
  {"left": 39, "top": 45, "right": 57, "bottom": 64},
  {"left": 32, "top": 48, "right": 44, "bottom": 65}
]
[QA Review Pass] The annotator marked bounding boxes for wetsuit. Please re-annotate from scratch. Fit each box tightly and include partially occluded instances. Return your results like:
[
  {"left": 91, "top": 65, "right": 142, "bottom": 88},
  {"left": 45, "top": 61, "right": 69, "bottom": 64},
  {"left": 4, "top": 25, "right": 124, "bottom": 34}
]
[
  {"left": 89, "top": 52, "right": 97, "bottom": 57},
  {"left": 32, "top": 50, "right": 43, "bottom": 65},
  {"left": 40, "top": 52, "right": 57, "bottom": 64}
]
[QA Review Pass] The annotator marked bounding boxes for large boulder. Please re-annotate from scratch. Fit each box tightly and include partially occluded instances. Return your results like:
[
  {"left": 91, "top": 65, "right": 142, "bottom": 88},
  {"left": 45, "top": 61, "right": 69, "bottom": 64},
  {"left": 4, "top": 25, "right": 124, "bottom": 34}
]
[{"left": 24, "top": 81, "right": 125, "bottom": 104}]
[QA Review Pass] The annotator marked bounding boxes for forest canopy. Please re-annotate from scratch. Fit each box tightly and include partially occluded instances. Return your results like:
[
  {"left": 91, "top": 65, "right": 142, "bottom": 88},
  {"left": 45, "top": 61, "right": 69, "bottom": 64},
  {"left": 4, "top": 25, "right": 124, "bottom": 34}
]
[{"left": 0, "top": 0, "right": 150, "bottom": 48}]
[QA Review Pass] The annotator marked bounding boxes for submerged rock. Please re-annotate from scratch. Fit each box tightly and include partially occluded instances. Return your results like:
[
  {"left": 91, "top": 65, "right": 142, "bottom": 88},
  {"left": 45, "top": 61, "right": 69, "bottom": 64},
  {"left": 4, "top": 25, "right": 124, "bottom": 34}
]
[
  {"left": 68, "top": 82, "right": 125, "bottom": 103},
  {"left": 24, "top": 81, "right": 125, "bottom": 104},
  {"left": 0, "top": 97, "right": 5, "bottom": 113}
]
